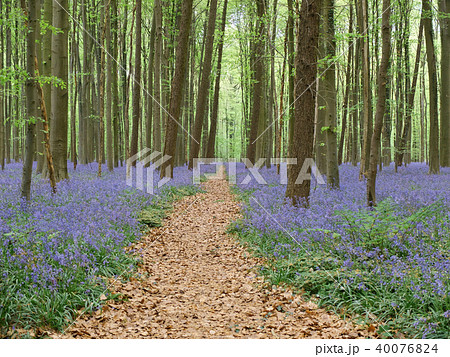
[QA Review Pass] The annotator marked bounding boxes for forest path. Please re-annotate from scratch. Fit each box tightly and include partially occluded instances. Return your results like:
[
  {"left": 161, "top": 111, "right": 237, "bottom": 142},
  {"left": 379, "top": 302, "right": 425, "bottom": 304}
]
[{"left": 54, "top": 168, "right": 371, "bottom": 338}]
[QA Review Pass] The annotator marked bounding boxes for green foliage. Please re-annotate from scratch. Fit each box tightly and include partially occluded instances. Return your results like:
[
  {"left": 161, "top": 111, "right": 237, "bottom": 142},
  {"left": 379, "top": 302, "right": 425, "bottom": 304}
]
[
  {"left": 0, "top": 183, "right": 202, "bottom": 338},
  {"left": 36, "top": 75, "right": 67, "bottom": 90},
  {"left": 230, "top": 197, "right": 450, "bottom": 338},
  {"left": 39, "top": 20, "right": 63, "bottom": 36},
  {"left": 138, "top": 185, "right": 202, "bottom": 228},
  {"left": 0, "top": 66, "right": 27, "bottom": 86},
  {"left": 336, "top": 199, "right": 449, "bottom": 253}
]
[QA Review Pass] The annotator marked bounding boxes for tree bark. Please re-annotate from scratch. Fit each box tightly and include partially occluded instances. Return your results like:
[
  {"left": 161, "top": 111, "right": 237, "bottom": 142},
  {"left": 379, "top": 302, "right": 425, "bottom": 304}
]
[
  {"left": 146, "top": 13, "right": 156, "bottom": 160},
  {"left": 160, "top": 0, "right": 194, "bottom": 178},
  {"left": 80, "top": 0, "right": 90, "bottom": 165},
  {"left": 130, "top": 0, "right": 142, "bottom": 166},
  {"left": 21, "top": 0, "right": 38, "bottom": 200},
  {"left": 0, "top": 3, "right": 4, "bottom": 171},
  {"left": 35, "top": 57, "right": 57, "bottom": 194},
  {"left": 423, "top": 0, "right": 440, "bottom": 173},
  {"left": 359, "top": 0, "right": 373, "bottom": 179},
  {"left": 153, "top": 0, "right": 163, "bottom": 154},
  {"left": 440, "top": 0, "right": 450, "bottom": 166},
  {"left": 188, "top": 0, "right": 218, "bottom": 168},
  {"left": 206, "top": 0, "right": 228, "bottom": 159},
  {"left": 396, "top": 20, "right": 423, "bottom": 167},
  {"left": 246, "top": 0, "right": 265, "bottom": 164},
  {"left": 286, "top": 0, "right": 321, "bottom": 206},
  {"left": 322, "top": 0, "right": 339, "bottom": 188},
  {"left": 105, "top": 0, "right": 113, "bottom": 172},
  {"left": 367, "top": 0, "right": 391, "bottom": 206},
  {"left": 4, "top": 0, "right": 11, "bottom": 165},
  {"left": 338, "top": 4, "right": 353, "bottom": 166},
  {"left": 287, "top": 0, "right": 295, "bottom": 153},
  {"left": 112, "top": 0, "right": 119, "bottom": 167},
  {"left": 70, "top": 0, "right": 78, "bottom": 170},
  {"left": 351, "top": 23, "right": 360, "bottom": 166},
  {"left": 51, "top": 0, "right": 69, "bottom": 181}
]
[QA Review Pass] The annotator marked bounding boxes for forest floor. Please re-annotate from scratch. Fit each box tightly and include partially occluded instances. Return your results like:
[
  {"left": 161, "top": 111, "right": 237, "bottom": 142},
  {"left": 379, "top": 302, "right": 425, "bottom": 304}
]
[{"left": 50, "top": 168, "right": 373, "bottom": 339}]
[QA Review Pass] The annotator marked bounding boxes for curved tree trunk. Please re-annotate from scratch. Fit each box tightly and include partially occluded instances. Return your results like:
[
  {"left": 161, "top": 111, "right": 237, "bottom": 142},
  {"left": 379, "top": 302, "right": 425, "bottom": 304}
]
[{"left": 367, "top": 0, "right": 391, "bottom": 206}]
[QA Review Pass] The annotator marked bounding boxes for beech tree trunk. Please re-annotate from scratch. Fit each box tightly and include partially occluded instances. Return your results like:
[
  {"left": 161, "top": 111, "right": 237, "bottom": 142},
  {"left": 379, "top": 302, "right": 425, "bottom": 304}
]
[
  {"left": 367, "top": 0, "right": 391, "bottom": 206},
  {"left": 246, "top": 0, "right": 265, "bottom": 164},
  {"left": 396, "top": 20, "right": 423, "bottom": 167},
  {"left": 440, "top": 0, "right": 450, "bottom": 166},
  {"left": 188, "top": 0, "right": 218, "bottom": 168},
  {"left": 153, "top": 0, "right": 162, "bottom": 154},
  {"left": 206, "top": 0, "right": 228, "bottom": 158},
  {"left": 21, "top": 0, "right": 38, "bottom": 200},
  {"left": 105, "top": 0, "right": 113, "bottom": 172},
  {"left": 286, "top": 0, "right": 321, "bottom": 206},
  {"left": 287, "top": 0, "right": 295, "bottom": 153},
  {"left": 359, "top": 0, "right": 373, "bottom": 179},
  {"left": 0, "top": 5, "right": 4, "bottom": 171},
  {"left": 130, "top": 0, "right": 142, "bottom": 166},
  {"left": 111, "top": 0, "right": 119, "bottom": 167},
  {"left": 160, "top": 0, "right": 194, "bottom": 178},
  {"left": 423, "top": 0, "right": 440, "bottom": 174},
  {"left": 338, "top": 4, "right": 353, "bottom": 166},
  {"left": 146, "top": 13, "right": 156, "bottom": 159},
  {"left": 323, "top": 0, "right": 339, "bottom": 188},
  {"left": 51, "top": 0, "right": 69, "bottom": 181}
]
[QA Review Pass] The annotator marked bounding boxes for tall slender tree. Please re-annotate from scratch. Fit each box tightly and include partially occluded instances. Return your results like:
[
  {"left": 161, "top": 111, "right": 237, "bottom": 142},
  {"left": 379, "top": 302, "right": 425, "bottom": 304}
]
[
  {"left": 160, "top": 0, "right": 194, "bottom": 178},
  {"left": 440, "top": 0, "right": 450, "bottom": 166},
  {"left": 188, "top": 0, "right": 218, "bottom": 169},
  {"left": 322, "top": 0, "right": 339, "bottom": 188},
  {"left": 206, "top": 0, "right": 228, "bottom": 158},
  {"left": 338, "top": 4, "right": 353, "bottom": 166},
  {"left": 20, "top": 0, "right": 38, "bottom": 200},
  {"left": 153, "top": 0, "right": 163, "bottom": 154},
  {"left": 396, "top": 20, "right": 423, "bottom": 167},
  {"left": 423, "top": 0, "right": 440, "bottom": 174},
  {"left": 367, "top": 0, "right": 391, "bottom": 206},
  {"left": 130, "top": 0, "right": 142, "bottom": 166},
  {"left": 0, "top": 1, "right": 4, "bottom": 171},
  {"left": 246, "top": 0, "right": 266, "bottom": 164},
  {"left": 286, "top": 0, "right": 321, "bottom": 206},
  {"left": 359, "top": 0, "right": 373, "bottom": 179},
  {"left": 51, "top": 0, "right": 69, "bottom": 181},
  {"left": 105, "top": 0, "right": 113, "bottom": 172}
]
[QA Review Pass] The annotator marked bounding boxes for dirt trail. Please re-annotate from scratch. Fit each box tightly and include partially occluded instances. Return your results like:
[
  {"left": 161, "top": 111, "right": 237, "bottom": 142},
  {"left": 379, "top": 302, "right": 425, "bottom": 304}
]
[{"left": 54, "top": 171, "right": 372, "bottom": 338}]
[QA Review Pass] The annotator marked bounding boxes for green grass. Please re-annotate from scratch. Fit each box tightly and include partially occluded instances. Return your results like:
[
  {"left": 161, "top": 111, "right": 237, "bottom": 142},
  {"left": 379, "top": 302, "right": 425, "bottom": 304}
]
[
  {"left": 228, "top": 194, "right": 450, "bottom": 338},
  {"left": 0, "top": 184, "right": 202, "bottom": 338}
]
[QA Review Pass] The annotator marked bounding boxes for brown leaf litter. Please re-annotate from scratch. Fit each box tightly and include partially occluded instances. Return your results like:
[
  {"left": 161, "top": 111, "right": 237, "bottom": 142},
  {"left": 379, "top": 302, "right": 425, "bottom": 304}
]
[{"left": 50, "top": 167, "right": 376, "bottom": 339}]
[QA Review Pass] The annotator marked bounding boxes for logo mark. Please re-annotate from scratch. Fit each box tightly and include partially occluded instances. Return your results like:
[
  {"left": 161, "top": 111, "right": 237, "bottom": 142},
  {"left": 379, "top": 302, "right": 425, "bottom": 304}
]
[{"left": 126, "top": 149, "right": 172, "bottom": 194}]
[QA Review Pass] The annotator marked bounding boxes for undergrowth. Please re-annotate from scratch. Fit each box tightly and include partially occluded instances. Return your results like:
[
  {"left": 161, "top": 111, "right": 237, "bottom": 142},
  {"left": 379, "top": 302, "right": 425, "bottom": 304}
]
[
  {"left": 0, "top": 176, "right": 200, "bottom": 338},
  {"left": 230, "top": 185, "right": 450, "bottom": 339}
]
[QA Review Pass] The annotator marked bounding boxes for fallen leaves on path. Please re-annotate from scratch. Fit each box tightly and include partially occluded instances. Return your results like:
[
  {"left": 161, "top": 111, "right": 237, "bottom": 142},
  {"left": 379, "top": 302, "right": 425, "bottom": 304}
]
[{"left": 51, "top": 172, "right": 375, "bottom": 339}]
